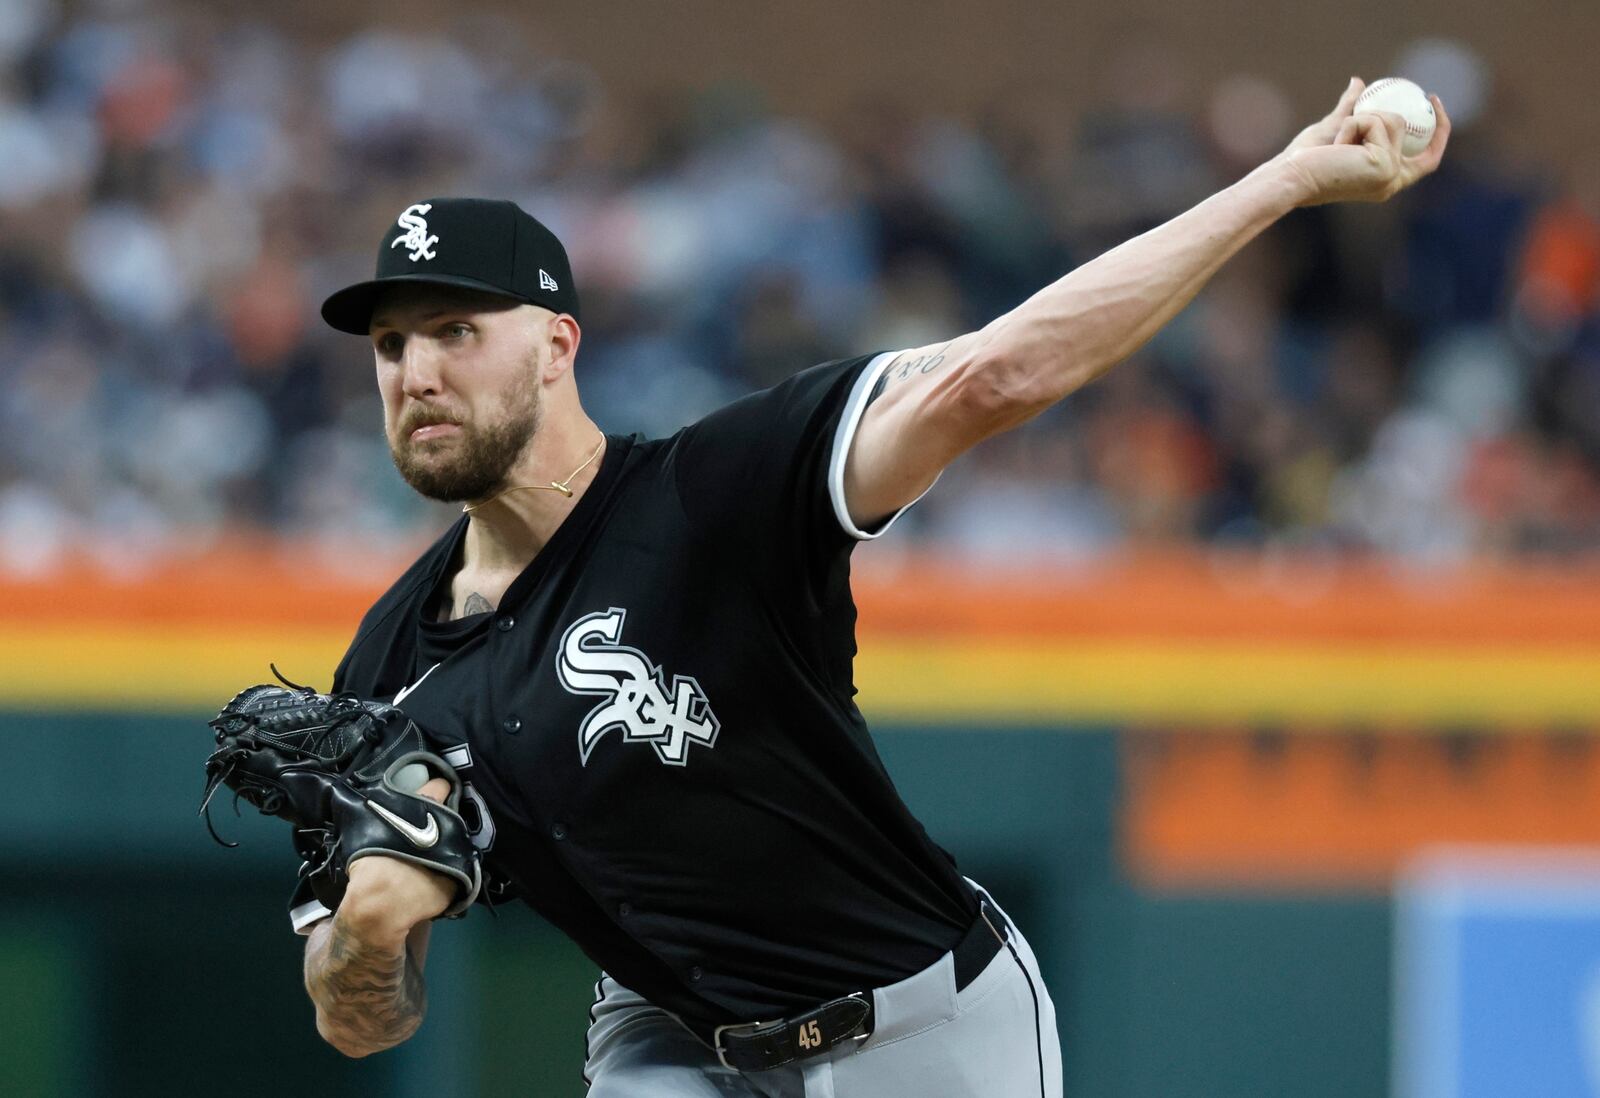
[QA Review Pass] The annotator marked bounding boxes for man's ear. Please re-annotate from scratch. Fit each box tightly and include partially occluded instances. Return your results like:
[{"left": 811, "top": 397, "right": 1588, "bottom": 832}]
[{"left": 542, "top": 313, "right": 581, "bottom": 382}]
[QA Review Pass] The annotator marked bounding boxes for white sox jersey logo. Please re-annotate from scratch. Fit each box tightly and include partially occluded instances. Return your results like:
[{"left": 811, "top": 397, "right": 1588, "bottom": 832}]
[
  {"left": 391, "top": 202, "right": 439, "bottom": 261},
  {"left": 557, "top": 607, "right": 720, "bottom": 766}
]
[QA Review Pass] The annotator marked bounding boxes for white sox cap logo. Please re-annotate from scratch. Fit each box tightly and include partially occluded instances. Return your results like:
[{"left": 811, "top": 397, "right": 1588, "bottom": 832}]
[
  {"left": 557, "top": 607, "right": 720, "bottom": 766},
  {"left": 368, "top": 799, "right": 441, "bottom": 848},
  {"left": 392, "top": 202, "right": 439, "bottom": 262}
]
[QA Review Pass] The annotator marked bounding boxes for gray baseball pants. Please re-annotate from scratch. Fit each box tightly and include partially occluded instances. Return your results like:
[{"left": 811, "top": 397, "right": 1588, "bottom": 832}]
[{"left": 583, "top": 886, "right": 1063, "bottom": 1097}]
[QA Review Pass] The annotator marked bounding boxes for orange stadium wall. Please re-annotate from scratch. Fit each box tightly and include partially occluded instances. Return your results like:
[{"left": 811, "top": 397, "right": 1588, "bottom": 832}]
[{"left": 6, "top": 545, "right": 1598, "bottom": 890}]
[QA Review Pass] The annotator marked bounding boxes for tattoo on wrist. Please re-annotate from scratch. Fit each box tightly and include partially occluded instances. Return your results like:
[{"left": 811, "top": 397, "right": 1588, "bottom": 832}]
[
  {"left": 462, "top": 592, "right": 493, "bottom": 616},
  {"left": 887, "top": 345, "right": 949, "bottom": 385},
  {"left": 307, "top": 916, "right": 425, "bottom": 1052}
]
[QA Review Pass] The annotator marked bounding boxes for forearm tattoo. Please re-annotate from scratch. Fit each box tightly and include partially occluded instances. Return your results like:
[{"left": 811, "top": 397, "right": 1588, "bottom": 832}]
[
  {"left": 884, "top": 344, "right": 949, "bottom": 387},
  {"left": 305, "top": 917, "right": 426, "bottom": 1054}
]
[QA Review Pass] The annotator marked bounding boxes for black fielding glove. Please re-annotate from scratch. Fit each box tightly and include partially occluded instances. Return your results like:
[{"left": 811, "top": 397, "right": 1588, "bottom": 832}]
[{"left": 200, "top": 674, "right": 481, "bottom": 919}]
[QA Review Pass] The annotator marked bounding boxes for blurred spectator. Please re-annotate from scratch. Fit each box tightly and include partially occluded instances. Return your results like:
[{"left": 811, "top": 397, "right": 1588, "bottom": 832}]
[{"left": 0, "top": 13, "right": 1595, "bottom": 576}]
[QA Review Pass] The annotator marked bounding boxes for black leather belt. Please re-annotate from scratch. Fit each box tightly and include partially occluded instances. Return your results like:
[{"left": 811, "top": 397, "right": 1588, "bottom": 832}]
[{"left": 712, "top": 897, "right": 1009, "bottom": 1073}]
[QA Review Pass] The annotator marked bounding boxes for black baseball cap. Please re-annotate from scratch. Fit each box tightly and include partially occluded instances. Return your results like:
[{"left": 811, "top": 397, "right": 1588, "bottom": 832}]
[{"left": 320, "top": 197, "right": 580, "bottom": 335}]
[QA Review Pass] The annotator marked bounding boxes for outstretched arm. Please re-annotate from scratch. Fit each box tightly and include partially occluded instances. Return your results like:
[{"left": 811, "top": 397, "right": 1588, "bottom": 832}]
[{"left": 842, "top": 78, "right": 1451, "bottom": 531}]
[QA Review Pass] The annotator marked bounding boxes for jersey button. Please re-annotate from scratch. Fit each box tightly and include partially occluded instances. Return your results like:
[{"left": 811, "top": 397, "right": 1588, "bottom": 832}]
[
  {"left": 496, "top": 615, "right": 515, "bottom": 632},
  {"left": 551, "top": 822, "right": 568, "bottom": 841},
  {"left": 618, "top": 902, "right": 633, "bottom": 917},
  {"left": 688, "top": 966, "right": 704, "bottom": 983},
  {"left": 502, "top": 715, "right": 522, "bottom": 734}
]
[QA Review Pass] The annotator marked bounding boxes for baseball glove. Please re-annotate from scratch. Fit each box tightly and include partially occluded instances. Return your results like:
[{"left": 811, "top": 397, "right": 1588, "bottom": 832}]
[{"left": 199, "top": 671, "right": 481, "bottom": 919}]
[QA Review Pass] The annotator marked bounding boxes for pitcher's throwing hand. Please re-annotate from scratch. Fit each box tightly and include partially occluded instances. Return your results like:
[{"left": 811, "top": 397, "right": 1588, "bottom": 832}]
[{"left": 1277, "top": 76, "right": 1451, "bottom": 205}]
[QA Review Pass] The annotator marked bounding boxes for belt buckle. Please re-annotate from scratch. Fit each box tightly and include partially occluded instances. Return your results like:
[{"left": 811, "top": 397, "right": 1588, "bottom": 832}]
[{"left": 712, "top": 1019, "right": 769, "bottom": 1072}]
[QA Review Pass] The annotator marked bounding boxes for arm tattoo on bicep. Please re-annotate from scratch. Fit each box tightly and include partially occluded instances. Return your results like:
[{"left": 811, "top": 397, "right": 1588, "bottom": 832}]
[
  {"left": 306, "top": 917, "right": 427, "bottom": 1052},
  {"left": 885, "top": 344, "right": 949, "bottom": 387}
]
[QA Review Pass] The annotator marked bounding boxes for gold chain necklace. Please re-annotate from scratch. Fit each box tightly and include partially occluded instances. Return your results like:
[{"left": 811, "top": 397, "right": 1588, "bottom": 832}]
[{"left": 461, "top": 434, "right": 606, "bottom": 513}]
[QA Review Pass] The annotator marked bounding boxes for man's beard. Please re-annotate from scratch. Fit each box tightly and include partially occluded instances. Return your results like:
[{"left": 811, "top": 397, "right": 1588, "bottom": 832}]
[{"left": 389, "top": 377, "right": 542, "bottom": 503}]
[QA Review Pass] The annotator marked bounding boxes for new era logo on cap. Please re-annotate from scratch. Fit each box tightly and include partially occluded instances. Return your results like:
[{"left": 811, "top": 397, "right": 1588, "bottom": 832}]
[{"left": 320, "top": 197, "right": 581, "bottom": 334}]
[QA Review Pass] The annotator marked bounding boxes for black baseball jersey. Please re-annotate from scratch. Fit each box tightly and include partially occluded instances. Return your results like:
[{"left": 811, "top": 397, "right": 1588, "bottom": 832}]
[{"left": 300, "top": 351, "right": 977, "bottom": 1028}]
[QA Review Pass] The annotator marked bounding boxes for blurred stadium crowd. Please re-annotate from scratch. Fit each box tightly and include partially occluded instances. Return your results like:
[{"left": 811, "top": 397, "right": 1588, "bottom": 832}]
[{"left": 1, "top": 4, "right": 1597, "bottom": 574}]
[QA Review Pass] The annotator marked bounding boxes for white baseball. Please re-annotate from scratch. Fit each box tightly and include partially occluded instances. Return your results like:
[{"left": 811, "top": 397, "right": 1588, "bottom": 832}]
[
  {"left": 1354, "top": 77, "right": 1436, "bottom": 157},
  {"left": 393, "top": 761, "right": 432, "bottom": 792}
]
